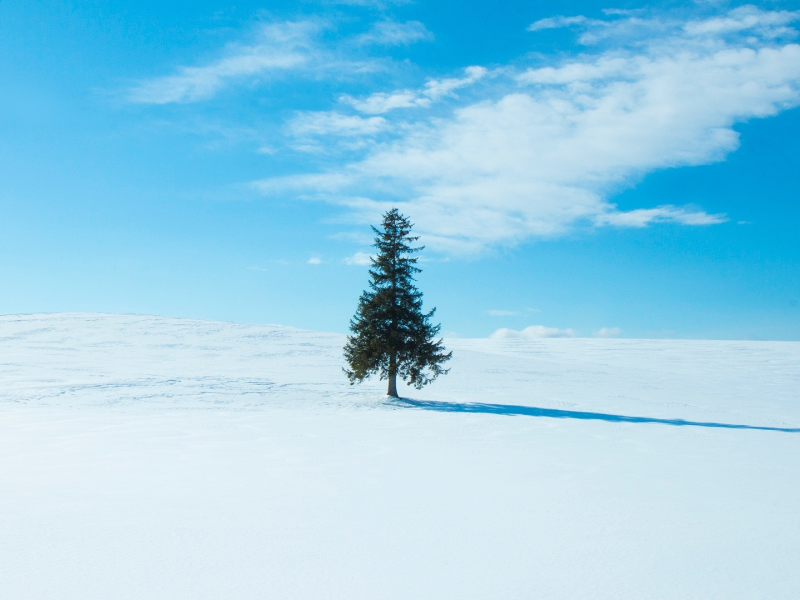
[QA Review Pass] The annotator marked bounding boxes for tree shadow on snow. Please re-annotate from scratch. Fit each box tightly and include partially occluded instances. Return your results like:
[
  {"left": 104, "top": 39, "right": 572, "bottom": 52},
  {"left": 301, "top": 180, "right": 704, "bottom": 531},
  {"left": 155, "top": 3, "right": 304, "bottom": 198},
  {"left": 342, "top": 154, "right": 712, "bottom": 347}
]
[{"left": 392, "top": 398, "right": 800, "bottom": 433}]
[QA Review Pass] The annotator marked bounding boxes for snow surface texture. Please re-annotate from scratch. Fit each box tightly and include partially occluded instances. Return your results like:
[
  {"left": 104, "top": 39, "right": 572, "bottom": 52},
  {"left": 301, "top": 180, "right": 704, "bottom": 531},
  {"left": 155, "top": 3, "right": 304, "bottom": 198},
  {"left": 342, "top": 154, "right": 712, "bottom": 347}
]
[{"left": 1, "top": 313, "right": 799, "bottom": 599}]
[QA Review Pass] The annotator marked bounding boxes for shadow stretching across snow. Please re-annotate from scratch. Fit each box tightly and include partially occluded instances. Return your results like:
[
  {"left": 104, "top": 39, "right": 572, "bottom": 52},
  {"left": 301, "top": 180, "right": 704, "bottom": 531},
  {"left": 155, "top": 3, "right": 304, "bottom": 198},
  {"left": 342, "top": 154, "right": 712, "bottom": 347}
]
[{"left": 393, "top": 398, "right": 800, "bottom": 433}]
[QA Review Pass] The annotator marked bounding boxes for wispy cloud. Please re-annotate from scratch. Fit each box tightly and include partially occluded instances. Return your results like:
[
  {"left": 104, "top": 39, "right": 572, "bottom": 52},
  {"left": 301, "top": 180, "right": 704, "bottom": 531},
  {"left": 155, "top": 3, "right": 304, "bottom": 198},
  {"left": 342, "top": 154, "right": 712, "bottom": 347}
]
[
  {"left": 341, "top": 90, "right": 422, "bottom": 113},
  {"left": 127, "top": 18, "right": 413, "bottom": 105},
  {"left": 328, "top": 0, "right": 413, "bottom": 7},
  {"left": 343, "top": 251, "right": 373, "bottom": 265},
  {"left": 595, "top": 206, "right": 727, "bottom": 228},
  {"left": 490, "top": 325, "right": 576, "bottom": 339},
  {"left": 341, "top": 66, "right": 488, "bottom": 114},
  {"left": 126, "top": 16, "right": 438, "bottom": 105},
  {"left": 289, "top": 112, "right": 389, "bottom": 137},
  {"left": 486, "top": 309, "right": 519, "bottom": 317},
  {"left": 256, "top": 7, "right": 800, "bottom": 253},
  {"left": 307, "top": 256, "right": 324, "bottom": 265},
  {"left": 684, "top": 6, "right": 800, "bottom": 37},
  {"left": 357, "top": 20, "right": 433, "bottom": 45},
  {"left": 127, "top": 21, "right": 320, "bottom": 104},
  {"left": 527, "top": 15, "right": 587, "bottom": 32}
]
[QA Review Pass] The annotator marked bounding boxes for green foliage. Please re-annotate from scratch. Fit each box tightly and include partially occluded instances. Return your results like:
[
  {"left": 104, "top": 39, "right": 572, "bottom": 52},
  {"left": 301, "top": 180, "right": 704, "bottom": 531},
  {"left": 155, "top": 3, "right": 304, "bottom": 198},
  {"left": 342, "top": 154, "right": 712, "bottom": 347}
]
[{"left": 344, "top": 208, "right": 451, "bottom": 391}]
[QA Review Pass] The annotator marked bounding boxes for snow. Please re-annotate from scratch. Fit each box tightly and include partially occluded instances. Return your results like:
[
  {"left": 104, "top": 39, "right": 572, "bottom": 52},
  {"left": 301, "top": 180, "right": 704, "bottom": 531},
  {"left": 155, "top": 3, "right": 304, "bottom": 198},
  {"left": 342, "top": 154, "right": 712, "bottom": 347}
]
[{"left": 1, "top": 313, "right": 799, "bottom": 599}]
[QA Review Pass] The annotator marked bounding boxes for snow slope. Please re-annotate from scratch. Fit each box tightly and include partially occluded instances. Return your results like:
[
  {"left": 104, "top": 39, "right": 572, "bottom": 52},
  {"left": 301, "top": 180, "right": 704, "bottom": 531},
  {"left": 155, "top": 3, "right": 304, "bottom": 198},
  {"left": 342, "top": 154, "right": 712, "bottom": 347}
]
[{"left": 1, "top": 313, "right": 799, "bottom": 599}]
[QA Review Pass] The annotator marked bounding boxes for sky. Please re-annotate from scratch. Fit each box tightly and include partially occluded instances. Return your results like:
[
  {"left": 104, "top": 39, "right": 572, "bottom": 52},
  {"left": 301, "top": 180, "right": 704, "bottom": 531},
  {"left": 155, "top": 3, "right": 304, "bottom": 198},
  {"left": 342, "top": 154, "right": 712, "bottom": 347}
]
[{"left": 1, "top": 0, "right": 799, "bottom": 340}]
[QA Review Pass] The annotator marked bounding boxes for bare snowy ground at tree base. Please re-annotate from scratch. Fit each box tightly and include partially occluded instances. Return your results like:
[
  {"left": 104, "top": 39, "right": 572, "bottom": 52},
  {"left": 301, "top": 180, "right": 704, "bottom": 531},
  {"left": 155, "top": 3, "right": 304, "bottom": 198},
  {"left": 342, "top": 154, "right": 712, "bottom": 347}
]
[{"left": 1, "top": 313, "right": 799, "bottom": 599}]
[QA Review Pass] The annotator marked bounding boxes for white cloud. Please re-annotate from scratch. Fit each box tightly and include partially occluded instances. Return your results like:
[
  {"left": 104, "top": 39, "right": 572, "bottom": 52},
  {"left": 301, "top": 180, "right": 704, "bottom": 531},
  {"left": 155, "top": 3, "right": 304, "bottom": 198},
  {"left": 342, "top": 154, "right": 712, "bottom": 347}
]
[
  {"left": 684, "top": 6, "right": 800, "bottom": 37},
  {"left": 329, "top": 0, "right": 412, "bottom": 6},
  {"left": 595, "top": 206, "right": 727, "bottom": 227},
  {"left": 487, "top": 309, "right": 519, "bottom": 316},
  {"left": 127, "top": 21, "right": 319, "bottom": 104},
  {"left": 259, "top": 7, "right": 800, "bottom": 253},
  {"left": 126, "top": 19, "right": 386, "bottom": 104},
  {"left": 595, "top": 327, "right": 622, "bottom": 338},
  {"left": 126, "top": 16, "right": 436, "bottom": 105},
  {"left": 289, "top": 112, "right": 388, "bottom": 137},
  {"left": 422, "top": 66, "right": 489, "bottom": 100},
  {"left": 357, "top": 20, "right": 433, "bottom": 45},
  {"left": 343, "top": 251, "right": 373, "bottom": 265},
  {"left": 516, "top": 56, "right": 629, "bottom": 85},
  {"left": 527, "top": 15, "right": 588, "bottom": 32},
  {"left": 341, "top": 90, "right": 424, "bottom": 113},
  {"left": 307, "top": 256, "right": 324, "bottom": 265},
  {"left": 342, "top": 66, "right": 488, "bottom": 114},
  {"left": 490, "top": 325, "right": 576, "bottom": 339}
]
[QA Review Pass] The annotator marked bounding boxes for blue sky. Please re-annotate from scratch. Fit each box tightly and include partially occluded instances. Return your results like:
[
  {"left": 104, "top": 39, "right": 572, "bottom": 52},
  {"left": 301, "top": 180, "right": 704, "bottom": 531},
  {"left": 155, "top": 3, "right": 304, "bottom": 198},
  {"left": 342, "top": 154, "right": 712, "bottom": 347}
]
[{"left": 1, "top": 0, "right": 799, "bottom": 339}]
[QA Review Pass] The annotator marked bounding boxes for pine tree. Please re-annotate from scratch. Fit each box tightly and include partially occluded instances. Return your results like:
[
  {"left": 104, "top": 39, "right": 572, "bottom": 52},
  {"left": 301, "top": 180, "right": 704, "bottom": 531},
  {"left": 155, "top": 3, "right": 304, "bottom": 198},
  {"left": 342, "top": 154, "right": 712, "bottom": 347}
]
[{"left": 344, "top": 208, "right": 452, "bottom": 397}]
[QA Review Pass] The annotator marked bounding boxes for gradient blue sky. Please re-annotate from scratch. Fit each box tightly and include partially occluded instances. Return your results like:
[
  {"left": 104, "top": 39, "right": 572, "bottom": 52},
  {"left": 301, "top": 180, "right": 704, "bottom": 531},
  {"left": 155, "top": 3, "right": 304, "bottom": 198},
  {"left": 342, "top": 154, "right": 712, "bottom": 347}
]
[{"left": 1, "top": 0, "right": 799, "bottom": 339}]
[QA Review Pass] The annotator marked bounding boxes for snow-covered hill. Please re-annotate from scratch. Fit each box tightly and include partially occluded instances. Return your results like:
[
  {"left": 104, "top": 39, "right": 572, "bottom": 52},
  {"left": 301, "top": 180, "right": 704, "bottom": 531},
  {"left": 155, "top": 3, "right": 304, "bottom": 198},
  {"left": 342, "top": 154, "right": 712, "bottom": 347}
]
[{"left": 1, "top": 313, "right": 799, "bottom": 599}]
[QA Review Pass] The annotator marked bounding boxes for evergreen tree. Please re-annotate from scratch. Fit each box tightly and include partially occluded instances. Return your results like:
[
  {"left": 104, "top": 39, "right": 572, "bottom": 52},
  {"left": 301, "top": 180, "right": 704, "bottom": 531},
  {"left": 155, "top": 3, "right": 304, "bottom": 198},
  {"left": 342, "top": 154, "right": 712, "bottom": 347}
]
[{"left": 344, "top": 208, "right": 452, "bottom": 397}]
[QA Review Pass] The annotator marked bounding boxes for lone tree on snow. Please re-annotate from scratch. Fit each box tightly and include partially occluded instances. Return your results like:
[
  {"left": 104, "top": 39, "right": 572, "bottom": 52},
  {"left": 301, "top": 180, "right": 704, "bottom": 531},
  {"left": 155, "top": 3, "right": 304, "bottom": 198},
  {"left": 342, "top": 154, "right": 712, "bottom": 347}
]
[{"left": 344, "top": 208, "right": 451, "bottom": 397}]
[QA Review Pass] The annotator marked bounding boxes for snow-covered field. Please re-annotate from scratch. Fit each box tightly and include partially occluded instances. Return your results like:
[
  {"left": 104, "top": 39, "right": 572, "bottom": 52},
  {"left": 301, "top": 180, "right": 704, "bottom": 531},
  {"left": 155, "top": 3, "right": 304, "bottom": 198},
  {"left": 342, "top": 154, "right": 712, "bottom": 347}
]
[{"left": 1, "top": 313, "right": 799, "bottom": 599}]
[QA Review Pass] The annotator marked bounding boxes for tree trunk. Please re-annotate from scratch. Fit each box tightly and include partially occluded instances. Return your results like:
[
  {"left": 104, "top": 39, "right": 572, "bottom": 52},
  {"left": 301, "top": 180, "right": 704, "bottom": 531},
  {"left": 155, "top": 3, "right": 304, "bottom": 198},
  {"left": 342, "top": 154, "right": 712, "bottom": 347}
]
[{"left": 387, "top": 351, "right": 398, "bottom": 397}]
